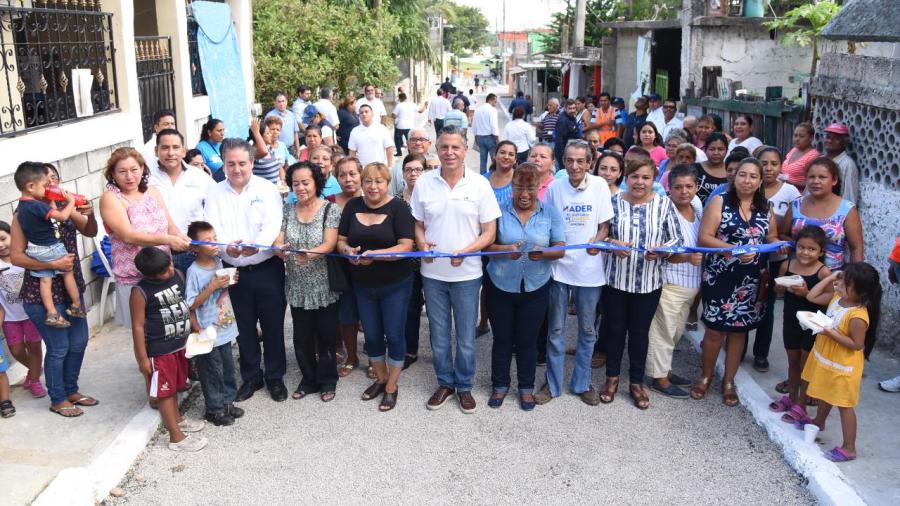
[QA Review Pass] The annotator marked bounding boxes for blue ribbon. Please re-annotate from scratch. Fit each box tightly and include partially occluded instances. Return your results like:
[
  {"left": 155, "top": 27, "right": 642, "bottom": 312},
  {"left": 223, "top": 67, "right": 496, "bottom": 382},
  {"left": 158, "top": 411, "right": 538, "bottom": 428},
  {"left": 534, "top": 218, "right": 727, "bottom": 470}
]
[{"left": 190, "top": 240, "right": 792, "bottom": 260}]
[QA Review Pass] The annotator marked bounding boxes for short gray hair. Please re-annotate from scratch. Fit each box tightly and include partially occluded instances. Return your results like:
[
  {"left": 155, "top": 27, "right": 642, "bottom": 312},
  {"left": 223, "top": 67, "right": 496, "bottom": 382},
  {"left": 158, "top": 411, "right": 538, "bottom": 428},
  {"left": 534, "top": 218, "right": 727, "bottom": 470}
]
[
  {"left": 665, "top": 128, "right": 689, "bottom": 144},
  {"left": 320, "top": 87, "right": 332, "bottom": 100},
  {"left": 548, "top": 98, "right": 560, "bottom": 107},
  {"left": 220, "top": 138, "right": 252, "bottom": 159}
]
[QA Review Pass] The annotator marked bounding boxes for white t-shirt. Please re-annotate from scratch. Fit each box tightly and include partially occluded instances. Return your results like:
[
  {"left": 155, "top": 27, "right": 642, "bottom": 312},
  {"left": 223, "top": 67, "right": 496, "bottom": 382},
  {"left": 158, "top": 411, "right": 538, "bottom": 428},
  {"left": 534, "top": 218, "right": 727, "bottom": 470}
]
[
  {"left": 355, "top": 97, "right": 387, "bottom": 123},
  {"left": 767, "top": 181, "right": 801, "bottom": 262},
  {"left": 348, "top": 123, "right": 392, "bottom": 165},
  {"left": 314, "top": 99, "right": 339, "bottom": 126},
  {"left": 728, "top": 136, "right": 763, "bottom": 156},
  {"left": 141, "top": 135, "right": 158, "bottom": 175},
  {"left": 545, "top": 174, "right": 614, "bottom": 287},
  {"left": 393, "top": 101, "right": 417, "bottom": 130},
  {"left": 427, "top": 95, "right": 452, "bottom": 122},
  {"left": 0, "top": 261, "right": 29, "bottom": 321},
  {"left": 321, "top": 124, "right": 336, "bottom": 144},
  {"left": 501, "top": 119, "right": 537, "bottom": 152},
  {"left": 410, "top": 168, "right": 502, "bottom": 282}
]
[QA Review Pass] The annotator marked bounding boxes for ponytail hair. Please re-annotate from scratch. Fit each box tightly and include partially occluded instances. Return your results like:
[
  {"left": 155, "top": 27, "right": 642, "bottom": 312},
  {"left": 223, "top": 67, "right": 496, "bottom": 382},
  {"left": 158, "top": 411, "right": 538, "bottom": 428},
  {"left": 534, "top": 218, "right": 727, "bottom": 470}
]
[{"left": 842, "top": 262, "right": 882, "bottom": 359}]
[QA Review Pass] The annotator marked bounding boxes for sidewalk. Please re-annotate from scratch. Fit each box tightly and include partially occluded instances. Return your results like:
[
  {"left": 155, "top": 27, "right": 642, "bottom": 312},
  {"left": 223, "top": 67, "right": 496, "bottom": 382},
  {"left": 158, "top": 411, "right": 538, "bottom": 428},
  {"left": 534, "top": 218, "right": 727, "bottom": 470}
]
[
  {"left": 0, "top": 323, "right": 158, "bottom": 505},
  {"left": 738, "top": 299, "right": 900, "bottom": 506}
]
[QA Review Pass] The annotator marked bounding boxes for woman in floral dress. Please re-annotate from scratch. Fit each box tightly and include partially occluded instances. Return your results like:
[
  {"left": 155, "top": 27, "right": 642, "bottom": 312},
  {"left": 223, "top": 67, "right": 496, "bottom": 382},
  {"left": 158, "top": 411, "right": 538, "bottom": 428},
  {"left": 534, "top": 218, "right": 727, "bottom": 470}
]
[{"left": 691, "top": 158, "right": 784, "bottom": 407}]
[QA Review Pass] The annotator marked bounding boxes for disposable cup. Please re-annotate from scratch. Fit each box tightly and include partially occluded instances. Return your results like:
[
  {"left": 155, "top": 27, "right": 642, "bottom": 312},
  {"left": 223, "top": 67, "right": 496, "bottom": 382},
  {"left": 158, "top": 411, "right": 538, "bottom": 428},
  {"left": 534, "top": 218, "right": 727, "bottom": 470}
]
[
  {"left": 215, "top": 267, "right": 238, "bottom": 285},
  {"left": 803, "top": 423, "right": 820, "bottom": 444}
]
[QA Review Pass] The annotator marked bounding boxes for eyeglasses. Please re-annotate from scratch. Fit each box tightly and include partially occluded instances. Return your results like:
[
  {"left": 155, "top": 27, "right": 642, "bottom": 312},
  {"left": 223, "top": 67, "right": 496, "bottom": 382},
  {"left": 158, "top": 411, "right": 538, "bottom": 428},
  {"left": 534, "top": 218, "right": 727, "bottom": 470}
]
[
  {"left": 409, "top": 137, "right": 430, "bottom": 144},
  {"left": 663, "top": 105, "right": 676, "bottom": 110},
  {"left": 403, "top": 166, "right": 424, "bottom": 174}
]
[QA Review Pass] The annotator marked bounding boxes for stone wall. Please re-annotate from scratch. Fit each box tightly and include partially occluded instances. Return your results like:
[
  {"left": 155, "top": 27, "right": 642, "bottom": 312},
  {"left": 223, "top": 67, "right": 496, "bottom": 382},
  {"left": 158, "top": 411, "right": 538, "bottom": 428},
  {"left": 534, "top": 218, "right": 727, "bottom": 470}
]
[{"left": 811, "top": 50, "right": 900, "bottom": 354}]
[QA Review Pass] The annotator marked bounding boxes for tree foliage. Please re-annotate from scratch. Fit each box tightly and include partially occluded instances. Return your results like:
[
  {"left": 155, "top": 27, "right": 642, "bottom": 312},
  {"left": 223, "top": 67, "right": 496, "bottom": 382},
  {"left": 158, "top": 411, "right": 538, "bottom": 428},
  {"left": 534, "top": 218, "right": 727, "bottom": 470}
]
[
  {"left": 437, "top": 2, "right": 490, "bottom": 57},
  {"left": 764, "top": 0, "right": 841, "bottom": 48}
]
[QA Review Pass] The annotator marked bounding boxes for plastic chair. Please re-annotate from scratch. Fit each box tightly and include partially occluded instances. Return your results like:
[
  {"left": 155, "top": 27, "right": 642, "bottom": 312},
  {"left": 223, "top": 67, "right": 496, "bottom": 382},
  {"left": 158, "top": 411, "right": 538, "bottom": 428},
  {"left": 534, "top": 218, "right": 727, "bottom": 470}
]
[{"left": 92, "top": 212, "right": 116, "bottom": 325}]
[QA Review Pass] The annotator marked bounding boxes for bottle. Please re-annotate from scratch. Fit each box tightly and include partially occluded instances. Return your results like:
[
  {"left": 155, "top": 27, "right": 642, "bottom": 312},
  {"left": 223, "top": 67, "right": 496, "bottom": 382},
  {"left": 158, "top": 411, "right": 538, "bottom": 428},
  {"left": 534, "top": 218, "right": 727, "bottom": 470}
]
[{"left": 44, "top": 186, "right": 88, "bottom": 206}]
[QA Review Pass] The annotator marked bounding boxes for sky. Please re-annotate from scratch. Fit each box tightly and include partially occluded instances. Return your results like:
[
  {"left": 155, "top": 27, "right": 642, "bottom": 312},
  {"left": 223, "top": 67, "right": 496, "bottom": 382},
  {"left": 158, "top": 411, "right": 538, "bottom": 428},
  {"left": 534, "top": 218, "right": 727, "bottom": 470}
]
[{"left": 453, "top": 0, "right": 568, "bottom": 32}]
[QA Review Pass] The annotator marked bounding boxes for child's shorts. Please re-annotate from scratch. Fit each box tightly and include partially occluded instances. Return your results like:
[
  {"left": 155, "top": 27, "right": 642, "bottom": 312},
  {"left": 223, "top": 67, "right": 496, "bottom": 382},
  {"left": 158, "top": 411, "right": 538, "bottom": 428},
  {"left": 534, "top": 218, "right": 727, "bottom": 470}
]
[
  {"left": 0, "top": 340, "right": 8, "bottom": 373},
  {"left": 2, "top": 319, "right": 42, "bottom": 347},
  {"left": 783, "top": 319, "right": 816, "bottom": 352},
  {"left": 147, "top": 349, "right": 190, "bottom": 399},
  {"left": 25, "top": 242, "right": 68, "bottom": 278}
]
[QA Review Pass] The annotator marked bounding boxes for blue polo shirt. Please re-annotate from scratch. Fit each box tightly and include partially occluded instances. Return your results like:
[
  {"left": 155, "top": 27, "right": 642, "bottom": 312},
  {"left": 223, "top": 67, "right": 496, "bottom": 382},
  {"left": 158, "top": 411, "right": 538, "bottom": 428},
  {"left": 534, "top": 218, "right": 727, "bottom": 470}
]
[
  {"left": 487, "top": 199, "right": 565, "bottom": 293},
  {"left": 265, "top": 108, "right": 299, "bottom": 147}
]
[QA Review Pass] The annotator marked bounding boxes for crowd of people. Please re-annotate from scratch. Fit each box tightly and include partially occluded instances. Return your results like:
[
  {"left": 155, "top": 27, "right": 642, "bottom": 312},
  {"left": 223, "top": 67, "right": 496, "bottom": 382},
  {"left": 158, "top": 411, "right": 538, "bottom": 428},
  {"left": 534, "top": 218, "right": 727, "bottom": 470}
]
[{"left": 0, "top": 80, "right": 897, "bottom": 466}]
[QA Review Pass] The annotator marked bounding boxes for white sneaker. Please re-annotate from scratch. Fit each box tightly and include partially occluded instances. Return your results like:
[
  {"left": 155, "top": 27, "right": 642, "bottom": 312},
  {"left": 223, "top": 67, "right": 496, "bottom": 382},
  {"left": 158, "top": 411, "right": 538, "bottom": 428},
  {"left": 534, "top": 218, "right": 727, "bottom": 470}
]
[
  {"left": 177, "top": 418, "right": 206, "bottom": 433},
  {"left": 878, "top": 375, "right": 900, "bottom": 393},
  {"left": 168, "top": 434, "right": 208, "bottom": 452}
]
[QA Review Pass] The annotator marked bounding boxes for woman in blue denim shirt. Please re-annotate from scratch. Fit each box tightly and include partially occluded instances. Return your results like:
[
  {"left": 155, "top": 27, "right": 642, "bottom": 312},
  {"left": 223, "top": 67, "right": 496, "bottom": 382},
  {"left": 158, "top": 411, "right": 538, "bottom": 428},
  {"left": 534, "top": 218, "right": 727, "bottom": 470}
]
[{"left": 484, "top": 164, "right": 566, "bottom": 411}]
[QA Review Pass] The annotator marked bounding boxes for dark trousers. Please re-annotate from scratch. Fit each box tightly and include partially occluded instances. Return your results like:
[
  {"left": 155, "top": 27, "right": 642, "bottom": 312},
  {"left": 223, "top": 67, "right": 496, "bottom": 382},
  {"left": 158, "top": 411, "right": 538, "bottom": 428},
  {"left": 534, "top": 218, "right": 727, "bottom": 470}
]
[
  {"left": 602, "top": 286, "right": 662, "bottom": 383},
  {"left": 747, "top": 259, "right": 783, "bottom": 359},
  {"left": 433, "top": 119, "right": 444, "bottom": 137},
  {"left": 394, "top": 128, "right": 410, "bottom": 156},
  {"left": 516, "top": 150, "right": 530, "bottom": 164},
  {"left": 537, "top": 314, "right": 548, "bottom": 360},
  {"left": 196, "top": 342, "right": 238, "bottom": 413},
  {"left": 405, "top": 270, "right": 425, "bottom": 356},
  {"left": 227, "top": 257, "right": 287, "bottom": 385},
  {"left": 291, "top": 301, "right": 339, "bottom": 392},
  {"left": 487, "top": 279, "right": 550, "bottom": 393}
]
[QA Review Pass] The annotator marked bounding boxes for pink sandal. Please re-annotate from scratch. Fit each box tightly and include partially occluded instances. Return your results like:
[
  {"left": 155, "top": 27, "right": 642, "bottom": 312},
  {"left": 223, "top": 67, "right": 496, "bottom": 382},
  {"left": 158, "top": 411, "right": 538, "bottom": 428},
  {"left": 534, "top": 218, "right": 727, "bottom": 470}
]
[
  {"left": 768, "top": 394, "right": 793, "bottom": 413},
  {"left": 781, "top": 404, "right": 807, "bottom": 424}
]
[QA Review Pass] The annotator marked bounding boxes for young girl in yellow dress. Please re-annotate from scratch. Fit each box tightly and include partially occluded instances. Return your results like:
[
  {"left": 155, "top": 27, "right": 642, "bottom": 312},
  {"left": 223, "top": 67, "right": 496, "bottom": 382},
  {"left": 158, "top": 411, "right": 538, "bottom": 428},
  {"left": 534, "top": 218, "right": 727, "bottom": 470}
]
[{"left": 789, "top": 262, "right": 882, "bottom": 462}]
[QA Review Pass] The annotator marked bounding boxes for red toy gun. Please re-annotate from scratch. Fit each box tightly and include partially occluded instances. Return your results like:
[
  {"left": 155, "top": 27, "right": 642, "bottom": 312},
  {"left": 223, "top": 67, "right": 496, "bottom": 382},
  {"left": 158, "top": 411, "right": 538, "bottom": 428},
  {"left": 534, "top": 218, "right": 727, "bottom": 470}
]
[{"left": 45, "top": 186, "right": 88, "bottom": 207}]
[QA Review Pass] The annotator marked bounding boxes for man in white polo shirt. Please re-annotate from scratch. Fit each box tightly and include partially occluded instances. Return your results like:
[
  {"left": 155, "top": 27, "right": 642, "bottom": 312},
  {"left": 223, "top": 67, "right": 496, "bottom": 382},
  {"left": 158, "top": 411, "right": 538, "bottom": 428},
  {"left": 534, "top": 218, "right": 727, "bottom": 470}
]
[
  {"left": 204, "top": 138, "right": 287, "bottom": 404},
  {"left": 348, "top": 104, "right": 394, "bottom": 167},
  {"left": 148, "top": 128, "right": 213, "bottom": 273},
  {"left": 472, "top": 93, "right": 500, "bottom": 174},
  {"left": 141, "top": 109, "right": 176, "bottom": 172},
  {"left": 355, "top": 84, "right": 387, "bottom": 125},
  {"left": 537, "top": 141, "right": 612, "bottom": 406},
  {"left": 411, "top": 126, "right": 501, "bottom": 414}
]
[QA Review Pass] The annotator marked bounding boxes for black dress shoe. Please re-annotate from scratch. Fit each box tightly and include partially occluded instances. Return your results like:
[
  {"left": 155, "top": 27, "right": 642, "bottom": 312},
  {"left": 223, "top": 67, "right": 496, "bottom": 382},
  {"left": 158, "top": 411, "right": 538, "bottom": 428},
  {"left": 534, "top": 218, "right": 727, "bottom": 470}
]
[
  {"left": 234, "top": 380, "right": 264, "bottom": 402},
  {"left": 226, "top": 403, "right": 245, "bottom": 419},
  {"left": 267, "top": 380, "right": 288, "bottom": 402},
  {"left": 205, "top": 411, "right": 235, "bottom": 426}
]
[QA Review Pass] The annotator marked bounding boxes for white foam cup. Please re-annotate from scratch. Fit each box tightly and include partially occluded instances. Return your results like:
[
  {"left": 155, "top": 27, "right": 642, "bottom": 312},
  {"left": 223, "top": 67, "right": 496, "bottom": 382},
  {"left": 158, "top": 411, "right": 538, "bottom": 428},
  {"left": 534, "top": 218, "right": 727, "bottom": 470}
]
[
  {"left": 803, "top": 423, "right": 820, "bottom": 444},
  {"left": 215, "top": 267, "right": 238, "bottom": 285}
]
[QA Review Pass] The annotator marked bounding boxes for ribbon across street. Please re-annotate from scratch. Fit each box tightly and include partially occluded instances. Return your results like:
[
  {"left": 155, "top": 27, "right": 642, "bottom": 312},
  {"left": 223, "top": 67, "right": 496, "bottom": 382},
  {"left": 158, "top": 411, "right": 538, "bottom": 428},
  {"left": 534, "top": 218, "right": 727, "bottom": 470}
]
[{"left": 190, "top": 240, "right": 793, "bottom": 260}]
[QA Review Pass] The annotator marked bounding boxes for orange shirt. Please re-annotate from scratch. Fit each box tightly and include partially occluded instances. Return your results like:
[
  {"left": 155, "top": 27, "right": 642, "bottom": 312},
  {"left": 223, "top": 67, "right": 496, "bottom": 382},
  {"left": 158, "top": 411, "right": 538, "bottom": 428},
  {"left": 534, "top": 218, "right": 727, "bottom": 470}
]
[
  {"left": 593, "top": 107, "right": 617, "bottom": 144},
  {"left": 890, "top": 235, "right": 900, "bottom": 263}
]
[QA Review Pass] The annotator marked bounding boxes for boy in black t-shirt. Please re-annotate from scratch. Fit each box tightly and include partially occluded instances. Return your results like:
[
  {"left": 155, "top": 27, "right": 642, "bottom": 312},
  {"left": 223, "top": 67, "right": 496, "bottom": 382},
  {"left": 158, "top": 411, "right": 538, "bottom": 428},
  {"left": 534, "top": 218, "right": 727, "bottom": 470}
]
[
  {"left": 131, "top": 247, "right": 207, "bottom": 452},
  {"left": 13, "top": 162, "right": 85, "bottom": 328}
]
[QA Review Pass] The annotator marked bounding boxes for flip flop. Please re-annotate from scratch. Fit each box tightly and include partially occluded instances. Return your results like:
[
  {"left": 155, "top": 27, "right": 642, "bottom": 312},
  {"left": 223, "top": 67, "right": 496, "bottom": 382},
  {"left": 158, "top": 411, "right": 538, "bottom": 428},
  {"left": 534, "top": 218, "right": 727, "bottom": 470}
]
[
  {"left": 69, "top": 396, "right": 99, "bottom": 406},
  {"left": 781, "top": 404, "right": 807, "bottom": 424},
  {"left": 768, "top": 394, "right": 794, "bottom": 412},
  {"left": 49, "top": 405, "right": 84, "bottom": 417},
  {"left": 824, "top": 446, "right": 855, "bottom": 462},
  {"left": 775, "top": 380, "right": 791, "bottom": 394},
  {"left": 337, "top": 363, "right": 356, "bottom": 377}
]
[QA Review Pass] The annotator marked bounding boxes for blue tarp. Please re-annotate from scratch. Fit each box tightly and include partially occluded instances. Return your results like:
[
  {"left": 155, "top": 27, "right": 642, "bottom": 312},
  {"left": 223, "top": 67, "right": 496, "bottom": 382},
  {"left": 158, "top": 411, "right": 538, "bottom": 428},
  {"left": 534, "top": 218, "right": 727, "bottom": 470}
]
[{"left": 191, "top": 1, "right": 249, "bottom": 139}]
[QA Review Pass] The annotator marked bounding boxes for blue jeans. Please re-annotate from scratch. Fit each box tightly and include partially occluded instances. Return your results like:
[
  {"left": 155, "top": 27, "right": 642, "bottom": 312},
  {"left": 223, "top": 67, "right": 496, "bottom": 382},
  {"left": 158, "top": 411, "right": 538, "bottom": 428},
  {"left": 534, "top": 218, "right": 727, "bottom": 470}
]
[
  {"left": 422, "top": 276, "right": 481, "bottom": 392},
  {"left": 196, "top": 342, "right": 237, "bottom": 413},
  {"left": 546, "top": 281, "right": 600, "bottom": 397},
  {"left": 476, "top": 135, "right": 496, "bottom": 174},
  {"left": 355, "top": 276, "right": 413, "bottom": 368},
  {"left": 25, "top": 301, "right": 89, "bottom": 405}
]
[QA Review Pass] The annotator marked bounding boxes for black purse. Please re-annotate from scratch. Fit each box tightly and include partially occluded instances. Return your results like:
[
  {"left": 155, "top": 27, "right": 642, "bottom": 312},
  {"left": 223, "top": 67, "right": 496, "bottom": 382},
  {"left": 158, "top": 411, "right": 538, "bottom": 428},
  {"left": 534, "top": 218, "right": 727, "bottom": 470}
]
[{"left": 323, "top": 202, "right": 350, "bottom": 293}]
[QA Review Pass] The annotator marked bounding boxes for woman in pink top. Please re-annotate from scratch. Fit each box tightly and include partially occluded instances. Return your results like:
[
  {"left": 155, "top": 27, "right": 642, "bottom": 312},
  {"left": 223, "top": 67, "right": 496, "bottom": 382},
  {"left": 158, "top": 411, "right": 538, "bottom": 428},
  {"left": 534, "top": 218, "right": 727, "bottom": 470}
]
[
  {"left": 781, "top": 122, "right": 820, "bottom": 191},
  {"left": 528, "top": 143, "right": 556, "bottom": 201},
  {"left": 635, "top": 122, "right": 667, "bottom": 167},
  {"left": 99, "top": 147, "right": 190, "bottom": 326}
]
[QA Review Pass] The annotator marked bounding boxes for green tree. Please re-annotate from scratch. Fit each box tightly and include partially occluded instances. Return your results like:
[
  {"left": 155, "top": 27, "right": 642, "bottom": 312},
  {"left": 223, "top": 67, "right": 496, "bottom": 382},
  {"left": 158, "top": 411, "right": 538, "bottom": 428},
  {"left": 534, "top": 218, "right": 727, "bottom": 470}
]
[
  {"left": 764, "top": 0, "right": 842, "bottom": 76},
  {"left": 253, "top": 0, "right": 400, "bottom": 101},
  {"left": 540, "top": 0, "right": 680, "bottom": 53},
  {"left": 440, "top": 4, "right": 490, "bottom": 57}
]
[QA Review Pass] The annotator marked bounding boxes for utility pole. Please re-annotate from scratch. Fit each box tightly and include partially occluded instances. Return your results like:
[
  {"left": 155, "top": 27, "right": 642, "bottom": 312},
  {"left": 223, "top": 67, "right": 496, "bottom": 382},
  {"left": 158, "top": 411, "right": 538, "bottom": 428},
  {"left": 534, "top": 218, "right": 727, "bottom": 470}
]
[
  {"left": 501, "top": 0, "right": 506, "bottom": 86},
  {"left": 568, "top": 0, "right": 586, "bottom": 99}
]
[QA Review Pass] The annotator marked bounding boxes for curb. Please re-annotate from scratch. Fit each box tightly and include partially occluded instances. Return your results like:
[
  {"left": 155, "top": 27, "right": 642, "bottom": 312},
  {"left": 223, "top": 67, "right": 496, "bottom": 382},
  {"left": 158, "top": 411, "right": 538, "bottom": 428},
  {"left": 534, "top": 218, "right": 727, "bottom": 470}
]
[{"left": 683, "top": 330, "right": 866, "bottom": 506}]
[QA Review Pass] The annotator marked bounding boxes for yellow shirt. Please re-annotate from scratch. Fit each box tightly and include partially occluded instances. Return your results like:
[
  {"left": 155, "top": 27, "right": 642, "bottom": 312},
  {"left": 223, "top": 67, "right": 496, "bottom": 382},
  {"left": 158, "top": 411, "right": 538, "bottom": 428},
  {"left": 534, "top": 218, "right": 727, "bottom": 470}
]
[{"left": 801, "top": 294, "right": 869, "bottom": 407}]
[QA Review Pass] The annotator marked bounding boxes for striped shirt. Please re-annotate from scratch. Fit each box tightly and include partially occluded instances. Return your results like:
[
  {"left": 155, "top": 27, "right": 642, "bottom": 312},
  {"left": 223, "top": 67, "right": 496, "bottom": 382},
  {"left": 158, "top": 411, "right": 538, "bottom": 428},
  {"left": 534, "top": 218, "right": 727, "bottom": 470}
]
[
  {"left": 605, "top": 193, "right": 683, "bottom": 294},
  {"left": 541, "top": 112, "right": 559, "bottom": 142},
  {"left": 664, "top": 199, "right": 703, "bottom": 289}
]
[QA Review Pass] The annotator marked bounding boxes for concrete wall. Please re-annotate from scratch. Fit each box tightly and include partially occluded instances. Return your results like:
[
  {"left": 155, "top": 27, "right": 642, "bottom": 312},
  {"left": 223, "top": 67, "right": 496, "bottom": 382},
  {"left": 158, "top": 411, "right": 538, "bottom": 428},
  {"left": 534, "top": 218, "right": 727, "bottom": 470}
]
[
  {"left": 611, "top": 30, "right": 639, "bottom": 99},
  {"left": 811, "top": 49, "right": 900, "bottom": 355}
]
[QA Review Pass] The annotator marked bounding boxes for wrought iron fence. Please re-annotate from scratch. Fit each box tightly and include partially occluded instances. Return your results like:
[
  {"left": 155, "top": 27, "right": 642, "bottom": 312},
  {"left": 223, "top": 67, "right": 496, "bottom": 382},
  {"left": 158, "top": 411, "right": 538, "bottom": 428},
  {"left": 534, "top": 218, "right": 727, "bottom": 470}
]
[
  {"left": 185, "top": 0, "right": 224, "bottom": 97},
  {"left": 135, "top": 36, "right": 175, "bottom": 144},
  {"left": 0, "top": 0, "right": 119, "bottom": 138}
]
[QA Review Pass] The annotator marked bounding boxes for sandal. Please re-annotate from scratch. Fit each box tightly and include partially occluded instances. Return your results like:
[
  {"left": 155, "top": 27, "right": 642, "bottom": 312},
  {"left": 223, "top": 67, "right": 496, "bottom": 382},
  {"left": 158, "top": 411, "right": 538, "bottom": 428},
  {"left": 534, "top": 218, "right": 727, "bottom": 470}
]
[
  {"left": 599, "top": 377, "right": 619, "bottom": 404},
  {"left": 488, "top": 390, "right": 507, "bottom": 409},
  {"left": 768, "top": 394, "right": 794, "bottom": 413},
  {"left": 824, "top": 446, "right": 854, "bottom": 462},
  {"left": 722, "top": 382, "right": 739, "bottom": 407},
  {"left": 337, "top": 363, "right": 357, "bottom": 378},
  {"left": 379, "top": 390, "right": 398, "bottom": 412},
  {"left": 361, "top": 381, "right": 386, "bottom": 401},
  {"left": 49, "top": 404, "right": 83, "bottom": 417},
  {"left": 45, "top": 313, "right": 71, "bottom": 329},
  {"left": 629, "top": 383, "right": 650, "bottom": 410},
  {"left": 65, "top": 305, "right": 87, "bottom": 318},
  {"left": 68, "top": 395, "right": 99, "bottom": 407},
  {"left": 320, "top": 391, "right": 336, "bottom": 402},
  {"left": 775, "top": 380, "right": 791, "bottom": 394},
  {"left": 781, "top": 404, "right": 808, "bottom": 424},
  {"left": 690, "top": 377, "right": 711, "bottom": 400},
  {"left": 292, "top": 386, "right": 309, "bottom": 400},
  {"left": 0, "top": 400, "right": 15, "bottom": 418}
]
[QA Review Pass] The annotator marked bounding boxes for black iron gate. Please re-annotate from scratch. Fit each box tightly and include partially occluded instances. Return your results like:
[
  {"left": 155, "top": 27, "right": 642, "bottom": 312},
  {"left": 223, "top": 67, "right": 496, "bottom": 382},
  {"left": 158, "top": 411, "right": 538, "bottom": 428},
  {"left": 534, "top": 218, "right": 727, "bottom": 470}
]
[{"left": 136, "top": 36, "right": 176, "bottom": 143}]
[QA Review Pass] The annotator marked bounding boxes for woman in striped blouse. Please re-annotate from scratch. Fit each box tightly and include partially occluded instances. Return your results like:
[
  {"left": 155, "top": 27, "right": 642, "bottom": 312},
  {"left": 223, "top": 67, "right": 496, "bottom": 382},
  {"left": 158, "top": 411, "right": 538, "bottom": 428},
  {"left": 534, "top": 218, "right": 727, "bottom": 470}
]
[{"left": 600, "top": 156, "right": 685, "bottom": 409}]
